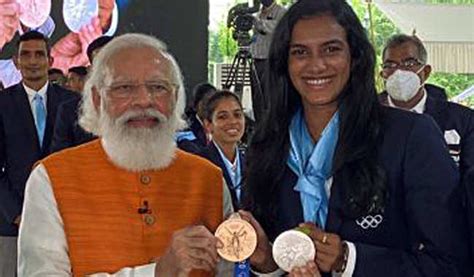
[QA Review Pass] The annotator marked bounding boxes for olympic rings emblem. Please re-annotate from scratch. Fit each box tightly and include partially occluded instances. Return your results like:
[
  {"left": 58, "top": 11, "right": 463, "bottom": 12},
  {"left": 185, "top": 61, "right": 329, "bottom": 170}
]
[{"left": 356, "top": 214, "right": 383, "bottom": 229}]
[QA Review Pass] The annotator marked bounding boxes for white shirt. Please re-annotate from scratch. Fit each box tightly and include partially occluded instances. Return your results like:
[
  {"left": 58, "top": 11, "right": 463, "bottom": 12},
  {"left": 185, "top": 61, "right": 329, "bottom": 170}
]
[
  {"left": 387, "top": 89, "right": 427, "bottom": 114},
  {"left": 23, "top": 81, "right": 49, "bottom": 122},
  {"left": 213, "top": 141, "right": 242, "bottom": 201},
  {"left": 18, "top": 162, "right": 234, "bottom": 276}
]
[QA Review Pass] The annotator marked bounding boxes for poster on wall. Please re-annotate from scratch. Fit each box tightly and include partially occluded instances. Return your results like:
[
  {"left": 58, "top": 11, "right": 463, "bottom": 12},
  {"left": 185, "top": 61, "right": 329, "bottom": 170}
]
[
  {"left": 0, "top": 0, "right": 130, "bottom": 87},
  {"left": 0, "top": 0, "right": 208, "bottom": 92}
]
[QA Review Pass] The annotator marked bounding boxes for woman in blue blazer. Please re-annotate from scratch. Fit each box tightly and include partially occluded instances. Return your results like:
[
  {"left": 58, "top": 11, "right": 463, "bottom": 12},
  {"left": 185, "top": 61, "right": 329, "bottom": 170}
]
[
  {"left": 240, "top": 0, "right": 471, "bottom": 276},
  {"left": 199, "top": 90, "right": 246, "bottom": 210}
]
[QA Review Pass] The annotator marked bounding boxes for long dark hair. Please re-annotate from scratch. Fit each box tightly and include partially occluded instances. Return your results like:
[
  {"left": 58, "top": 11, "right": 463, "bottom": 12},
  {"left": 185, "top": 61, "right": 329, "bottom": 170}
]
[{"left": 243, "top": 0, "right": 386, "bottom": 231}]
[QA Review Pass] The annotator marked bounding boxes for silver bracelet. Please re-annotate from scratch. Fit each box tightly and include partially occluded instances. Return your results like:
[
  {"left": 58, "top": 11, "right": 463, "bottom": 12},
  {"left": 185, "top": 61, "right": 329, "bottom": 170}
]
[{"left": 335, "top": 241, "right": 349, "bottom": 273}]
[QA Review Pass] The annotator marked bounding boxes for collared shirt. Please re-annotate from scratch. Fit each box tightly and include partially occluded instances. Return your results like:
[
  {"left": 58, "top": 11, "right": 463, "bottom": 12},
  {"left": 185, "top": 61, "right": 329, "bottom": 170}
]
[
  {"left": 250, "top": 3, "right": 287, "bottom": 59},
  {"left": 23, "top": 81, "right": 49, "bottom": 122},
  {"left": 387, "top": 89, "right": 427, "bottom": 114},
  {"left": 213, "top": 141, "right": 242, "bottom": 202},
  {"left": 18, "top": 140, "right": 234, "bottom": 276}
]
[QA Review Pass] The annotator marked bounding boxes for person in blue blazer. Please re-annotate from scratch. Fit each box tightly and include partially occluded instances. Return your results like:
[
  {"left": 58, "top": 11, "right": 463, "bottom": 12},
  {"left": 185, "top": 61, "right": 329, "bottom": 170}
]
[
  {"left": 49, "top": 36, "right": 114, "bottom": 154},
  {"left": 49, "top": 96, "right": 96, "bottom": 153},
  {"left": 465, "top": 168, "right": 474, "bottom": 269},
  {"left": 379, "top": 35, "right": 474, "bottom": 276},
  {"left": 0, "top": 31, "right": 75, "bottom": 275},
  {"left": 199, "top": 90, "right": 246, "bottom": 210},
  {"left": 380, "top": 92, "right": 474, "bottom": 181},
  {"left": 176, "top": 83, "right": 216, "bottom": 155},
  {"left": 423, "top": 97, "right": 474, "bottom": 178},
  {"left": 240, "top": 1, "right": 471, "bottom": 276},
  {"left": 378, "top": 34, "right": 474, "bottom": 182}
]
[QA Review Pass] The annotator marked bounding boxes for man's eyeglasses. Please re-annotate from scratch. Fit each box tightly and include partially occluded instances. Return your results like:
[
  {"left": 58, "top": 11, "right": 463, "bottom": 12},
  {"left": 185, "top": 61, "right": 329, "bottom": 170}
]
[
  {"left": 106, "top": 80, "right": 177, "bottom": 101},
  {"left": 382, "top": 58, "right": 424, "bottom": 72}
]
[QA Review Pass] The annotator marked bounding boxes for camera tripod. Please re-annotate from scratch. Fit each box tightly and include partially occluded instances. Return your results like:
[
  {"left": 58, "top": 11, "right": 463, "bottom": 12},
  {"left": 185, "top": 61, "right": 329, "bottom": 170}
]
[
  {"left": 223, "top": 45, "right": 262, "bottom": 105},
  {"left": 222, "top": 45, "right": 263, "bottom": 145}
]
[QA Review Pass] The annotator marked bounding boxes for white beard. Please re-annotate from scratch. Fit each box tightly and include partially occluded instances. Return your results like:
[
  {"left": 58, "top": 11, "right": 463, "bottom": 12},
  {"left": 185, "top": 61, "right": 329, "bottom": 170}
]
[{"left": 99, "top": 107, "right": 179, "bottom": 172}]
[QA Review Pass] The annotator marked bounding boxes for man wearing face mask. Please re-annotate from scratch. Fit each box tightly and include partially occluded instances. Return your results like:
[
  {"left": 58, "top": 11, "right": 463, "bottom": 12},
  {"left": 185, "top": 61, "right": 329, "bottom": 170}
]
[
  {"left": 379, "top": 35, "right": 448, "bottom": 104},
  {"left": 379, "top": 34, "right": 474, "bottom": 187},
  {"left": 380, "top": 35, "right": 474, "bottom": 275}
]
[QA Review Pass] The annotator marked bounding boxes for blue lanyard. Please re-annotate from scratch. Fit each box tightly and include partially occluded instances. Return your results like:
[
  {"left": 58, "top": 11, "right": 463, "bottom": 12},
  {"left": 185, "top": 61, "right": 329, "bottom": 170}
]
[
  {"left": 234, "top": 260, "right": 250, "bottom": 277},
  {"left": 214, "top": 142, "right": 242, "bottom": 201}
]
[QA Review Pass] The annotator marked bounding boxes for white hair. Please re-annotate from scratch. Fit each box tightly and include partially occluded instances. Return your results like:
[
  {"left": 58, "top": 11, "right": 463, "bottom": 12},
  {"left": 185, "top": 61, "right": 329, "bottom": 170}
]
[
  {"left": 79, "top": 33, "right": 187, "bottom": 135},
  {"left": 99, "top": 106, "right": 177, "bottom": 171}
]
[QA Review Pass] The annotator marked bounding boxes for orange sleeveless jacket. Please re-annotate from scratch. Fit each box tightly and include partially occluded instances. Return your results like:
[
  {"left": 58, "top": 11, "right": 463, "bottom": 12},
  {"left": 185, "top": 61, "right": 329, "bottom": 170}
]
[{"left": 42, "top": 140, "right": 223, "bottom": 276}]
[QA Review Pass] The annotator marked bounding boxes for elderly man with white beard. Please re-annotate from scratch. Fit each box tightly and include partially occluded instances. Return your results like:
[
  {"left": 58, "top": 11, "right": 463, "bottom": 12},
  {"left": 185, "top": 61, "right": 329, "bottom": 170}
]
[{"left": 17, "top": 33, "right": 233, "bottom": 277}]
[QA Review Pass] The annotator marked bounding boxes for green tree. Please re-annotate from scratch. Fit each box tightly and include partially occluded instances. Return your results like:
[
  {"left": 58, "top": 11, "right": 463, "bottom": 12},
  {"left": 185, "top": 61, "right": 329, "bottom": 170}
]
[
  {"left": 278, "top": 0, "right": 294, "bottom": 6},
  {"left": 209, "top": 31, "right": 223, "bottom": 64},
  {"left": 216, "top": 21, "right": 238, "bottom": 63},
  {"left": 208, "top": 20, "right": 238, "bottom": 82}
]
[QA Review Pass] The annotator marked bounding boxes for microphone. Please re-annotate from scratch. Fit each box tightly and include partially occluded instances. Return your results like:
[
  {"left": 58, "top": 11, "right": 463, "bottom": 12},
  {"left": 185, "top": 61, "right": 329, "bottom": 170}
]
[{"left": 138, "top": 201, "right": 150, "bottom": 214}]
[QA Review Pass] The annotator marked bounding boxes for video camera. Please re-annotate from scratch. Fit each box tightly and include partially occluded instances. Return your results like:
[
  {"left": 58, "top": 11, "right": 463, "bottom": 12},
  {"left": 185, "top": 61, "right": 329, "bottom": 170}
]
[{"left": 227, "top": 0, "right": 261, "bottom": 47}]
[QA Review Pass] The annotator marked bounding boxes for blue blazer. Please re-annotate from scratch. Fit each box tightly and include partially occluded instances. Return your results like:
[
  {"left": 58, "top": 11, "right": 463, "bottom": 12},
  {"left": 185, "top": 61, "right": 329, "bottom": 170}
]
[
  {"left": 424, "top": 96, "right": 474, "bottom": 181},
  {"left": 188, "top": 113, "right": 208, "bottom": 148},
  {"left": 49, "top": 97, "right": 96, "bottom": 154},
  {"left": 0, "top": 83, "right": 76, "bottom": 236},
  {"left": 268, "top": 108, "right": 471, "bottom": 276},
  {"left": 465, "top": 168, "right": 474, "bottom": 272},
  {"left": 199, "top": 141, "right": 245, "bottom": 209}
]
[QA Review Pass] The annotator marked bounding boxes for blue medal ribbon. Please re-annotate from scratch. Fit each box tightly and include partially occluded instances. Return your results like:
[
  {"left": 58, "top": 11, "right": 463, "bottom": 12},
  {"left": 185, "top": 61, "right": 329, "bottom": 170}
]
[{"left": 234, "top": 260, "right": 250, "bottom": 277}]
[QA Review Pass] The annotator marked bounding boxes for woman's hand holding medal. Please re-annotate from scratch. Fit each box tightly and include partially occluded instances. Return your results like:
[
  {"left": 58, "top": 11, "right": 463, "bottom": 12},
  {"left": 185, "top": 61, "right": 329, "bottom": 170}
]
[
  {"left": 215, "top": 211, "right": 346, "bottom": 276},
  {"left": 299, "top": 223, "right": 348, "bottom": 273}
]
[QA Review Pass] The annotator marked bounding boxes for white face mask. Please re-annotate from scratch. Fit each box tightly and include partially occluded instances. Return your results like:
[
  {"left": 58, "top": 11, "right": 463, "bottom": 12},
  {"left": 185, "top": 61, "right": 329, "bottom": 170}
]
[{"left": 385, "top": 68, "right": 425, "bottom": 102}]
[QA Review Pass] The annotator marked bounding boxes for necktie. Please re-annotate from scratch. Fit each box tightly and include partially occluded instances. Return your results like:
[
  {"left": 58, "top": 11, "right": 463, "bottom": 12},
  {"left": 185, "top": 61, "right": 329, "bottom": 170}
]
[{"left": 33, "top": 94, "right": 46, "bottom": 147}]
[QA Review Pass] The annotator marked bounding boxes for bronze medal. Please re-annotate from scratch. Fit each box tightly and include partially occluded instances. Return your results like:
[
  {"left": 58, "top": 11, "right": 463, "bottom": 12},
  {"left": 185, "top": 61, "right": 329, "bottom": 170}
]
[{"left": 215, "top": 213, "right": 257, "bottom": 262}]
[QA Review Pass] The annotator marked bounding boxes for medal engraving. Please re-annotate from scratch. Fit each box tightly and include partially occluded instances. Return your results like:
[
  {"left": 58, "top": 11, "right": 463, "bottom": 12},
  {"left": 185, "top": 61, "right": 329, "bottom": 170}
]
[
  {"left": 215, "top": 214, "right": 257, "bottom": 262},
  {"left": 272, "top": 230, "right": 315, "bottom": 272}
]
